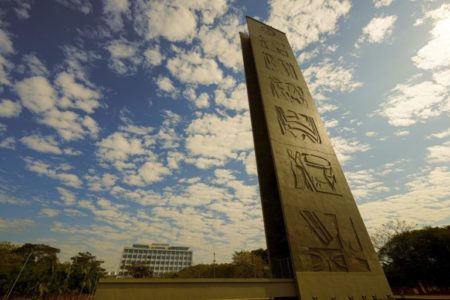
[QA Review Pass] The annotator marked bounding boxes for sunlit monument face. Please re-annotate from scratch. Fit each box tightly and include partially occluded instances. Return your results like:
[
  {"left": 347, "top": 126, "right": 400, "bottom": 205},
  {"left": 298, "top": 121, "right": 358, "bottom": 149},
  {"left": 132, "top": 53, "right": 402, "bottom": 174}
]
[{"left": 241, "top": 17, "right": 393, "bottom": 300}]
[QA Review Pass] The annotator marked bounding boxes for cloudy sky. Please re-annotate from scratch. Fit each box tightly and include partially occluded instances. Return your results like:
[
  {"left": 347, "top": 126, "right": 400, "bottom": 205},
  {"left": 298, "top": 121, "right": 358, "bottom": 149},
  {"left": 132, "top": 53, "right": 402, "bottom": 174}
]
[{"left": 0, "top": 0, "right": 449, "bottom": 272}]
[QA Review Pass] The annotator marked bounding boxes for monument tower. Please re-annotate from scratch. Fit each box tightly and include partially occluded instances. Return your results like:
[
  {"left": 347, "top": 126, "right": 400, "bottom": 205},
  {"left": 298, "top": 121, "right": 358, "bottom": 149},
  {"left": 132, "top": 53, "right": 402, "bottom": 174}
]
[{"left": 240, "top": 17, "right": 393, "bottom": 300}]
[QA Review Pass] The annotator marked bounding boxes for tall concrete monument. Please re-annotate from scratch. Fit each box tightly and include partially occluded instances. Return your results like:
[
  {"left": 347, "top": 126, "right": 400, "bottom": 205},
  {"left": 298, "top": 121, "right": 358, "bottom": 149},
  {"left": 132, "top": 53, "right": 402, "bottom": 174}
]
[{"left": 241, "top": 17, "right": 393, "bottom": 300}]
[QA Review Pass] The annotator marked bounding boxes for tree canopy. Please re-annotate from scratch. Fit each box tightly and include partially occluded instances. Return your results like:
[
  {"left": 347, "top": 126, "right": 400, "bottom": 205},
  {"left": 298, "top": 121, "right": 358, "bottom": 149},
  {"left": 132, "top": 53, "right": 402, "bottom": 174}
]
[
  {"left": 0, "top": 242, "right": 105, "bottom": 298},
  {"left": 378, "top": 225, "right": 450, "bottom": 288}
]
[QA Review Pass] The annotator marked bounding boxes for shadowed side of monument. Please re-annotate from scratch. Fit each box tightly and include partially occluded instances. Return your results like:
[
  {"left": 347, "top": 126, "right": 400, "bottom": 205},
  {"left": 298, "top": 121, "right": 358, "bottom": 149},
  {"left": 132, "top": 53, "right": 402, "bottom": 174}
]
[{"left": 241, "top": 16, "right": 393, "bottom": 300}]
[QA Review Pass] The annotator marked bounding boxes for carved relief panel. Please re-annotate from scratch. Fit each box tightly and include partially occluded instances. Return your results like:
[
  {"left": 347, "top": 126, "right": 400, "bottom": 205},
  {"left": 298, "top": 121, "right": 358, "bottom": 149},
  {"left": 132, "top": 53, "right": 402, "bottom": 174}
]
[
  {"left": 275, "top": 106, "right": 320, "bottom": 143},
  {"left": 298, "top": 210, "right": 370, "bottom": 272},
  {"left": 286, "top": 149, "right": 341, "bottom": 196}
]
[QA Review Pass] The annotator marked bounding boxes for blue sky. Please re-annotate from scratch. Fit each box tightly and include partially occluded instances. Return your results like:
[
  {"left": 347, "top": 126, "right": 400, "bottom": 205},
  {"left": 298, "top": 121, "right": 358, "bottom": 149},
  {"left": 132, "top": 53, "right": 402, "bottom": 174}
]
[{"left": 0, "top": 0, "right": 449, "bottom": 272}]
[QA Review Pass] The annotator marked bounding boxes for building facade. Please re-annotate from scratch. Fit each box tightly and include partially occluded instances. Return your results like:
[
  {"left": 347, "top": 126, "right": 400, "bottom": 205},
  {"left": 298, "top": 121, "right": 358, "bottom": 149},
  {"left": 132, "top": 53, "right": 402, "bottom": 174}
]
[{"left": 118, "top": 243, "right": 193, "bottom": 277}]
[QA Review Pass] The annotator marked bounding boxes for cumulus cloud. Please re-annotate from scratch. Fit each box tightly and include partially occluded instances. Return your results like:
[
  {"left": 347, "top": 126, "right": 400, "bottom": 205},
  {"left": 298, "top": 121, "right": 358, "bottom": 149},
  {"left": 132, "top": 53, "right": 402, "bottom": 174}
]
[
  {"left": 56, "top": 72, "right": 101, "bottom": 113},
  {"left": 144, "top": 45, "right": 165, "bottom": 66},
  {"left": 21, "top": 134, "right": 80, "bottom": 155},
  {"left": 267, "top": 0, "right": 351, "bottom": 50},
  {"left": 103, "top": 0, "right": 129, "bottom": 30},
  {"left": 185, "top": 112, "right": 253, "bottom": 168},
  {"left": 56, "top": 0, "right": 93, "bottom": 14},
  {"left": 379, "top": 76, "right": 448, "bottom": 127},
  {"left": 427, "top": 141, "right": 450, "bottom": 164},
  {"left": 215, "top": 82, "right": 248, "bottom": 112},
  {"left": 184, "top": 88, "right": 210, "bottom": 109},
  {"left": 20, "top": 54, "right": 49, "bottom": 76},
  {"left": 379, "top": 4, "right": 450, "bottom": 127},
  {"left": 303, "top": 59, "right": 362, "bottom": 101},
  {"left": 57, "top": 187, "right": 77, "bottom": 205},
  {"left": 197, "top": 14, "right": 244, "bottom": 72},
  {"left": 106, "top": 39, "right": 141, "bottom": 75},
  {"left": 156, "top": 76, "right": 176, "bottom": 93},
  {"left": 360, "top": 167, "right": 450, "bottom": 230},
  {"left": 0, "top": 137, "right": 15, "bottom": 149},
  {"left": 15, "top": 74, "right": 101, "bottom": 140},
  {"left": 412, "top": 10, "right": 450, "bottom": 71},
  {"left": 0, "top": 29, "right": 14, "bottom": 55},
  {"left": 0, "top": 217, "right": 35, "bottom": 232},
  {"left": 373, "top": 0, "right": 394, "bottom": 9},
  {"left": 0, "top": 99, "right": 21, "bottom": 118},
  {"left": 39, "top": 208, "right": 60, "bottom": 217},
  {"left": 166, "top": 49, "right": 223, "bottom": 85},
  {"left": 24, "top": 158, "right": 82, "bottom": 188},
  {"left": 15, "top": 76, "right": 56, "bottom": 113},
  {"left": 357, "top": 15, "right": 397, "bottom": 45},
  {"left": 331, "top": 136, "right": 371, "bottom": 164}
]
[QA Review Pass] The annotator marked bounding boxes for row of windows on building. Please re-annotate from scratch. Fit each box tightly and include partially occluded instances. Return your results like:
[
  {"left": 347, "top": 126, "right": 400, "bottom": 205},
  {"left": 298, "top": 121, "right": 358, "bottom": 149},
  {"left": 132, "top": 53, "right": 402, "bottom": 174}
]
[
  {"left": 122, "top": 254, "right": 191, "bottom": 259},
  {"left": 123, "top": 249, "right": 188, "bottom": 255},
  {"left": 121, "top": 260, "right": 191, "bottom": 265}
]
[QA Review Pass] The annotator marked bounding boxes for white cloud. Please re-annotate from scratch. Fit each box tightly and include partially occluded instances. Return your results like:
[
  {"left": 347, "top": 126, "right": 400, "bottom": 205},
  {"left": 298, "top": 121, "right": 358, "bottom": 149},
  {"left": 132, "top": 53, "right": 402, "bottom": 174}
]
[
  {"left": 167, "top": 49, "right": 223, "bottom": 85},
  {"left": 56, "top": 72, "right": 101, "bottom": 113},
  {"left": 373, "top": 0, "right": 394, "bottom": 9},
  {"left": 0, "top": 29, "right": 14, "bottom": 54},
  {"left": 360, "top": 167, "right": 450, "bottom": 230},
  {"left": 15, "top": 76, "right": 56, "bottom": 113},
  {"left": 215, "top": 82, "right": 248, "bottom": 112},
  {"left": 345, "top": 169, "right": 389, "bottom": 199},
  {"left": 0, "top": 99, "right": 21, "bottom": 118},
  {"left": 331, "top": 136, "right": 371, "bottom": 164},
  {"left": 136, "top": 1, "right": 197, "bottom": 42},
  {"left": 0, "top": 217, "right": 35, "bottom": 232},
  {"left": 85, "top": 172, "right": 118, "bottom": 191},
  {"left": 303, "top": 59, "right": 362, "bottom": 100},
  {"left": 124, "top": 158, "right": 171, "bottom": 186},
  {"left": 0, "top": 192, "right": 28, "bottom": 205},
  {"left": 156, "top": 76, "right": 176, "bottom": 93},
  {"left": 21, "top": 134, "right": 62, "bottom": 154},
  {"left": 0, "top": 137, "right": 15, "bottom": 149},
  {"left": 103, "top": 0, "right": 129, "bottom": 30},
  {"left": 21, "top": 54, "right": 49, "bottom": 76},
  {"left": 197, "top": 14, "right": 244, "bottom": 72},
  {"left": 56, "top": 0, "right": 93, "bottom": 14},
  {"left": 97, "top": 131, "right": 146, "bottom": 169},
  {"left": 24, "top": 158, "right": 82, "bottom": 188},
  {"left": 39, "top": 208, "right": 60, "bottom": 217},
  {"left": 412, "top": 11, "right": 450, "bottom": 71},
  {"left": 379, "top": 77, "right": 448, "bottom": 126},
  {"left": 40, "top": 109, "right": 99, "bottom": 140},
  {"left": 267, "top": 0, "right": 351, "bottom": 50},
  {"left": 185, "top": 112, "right": 253, "bottom": 168},
  {"left": 427, "top": 141, "right": 450, "bottom": 163},
  {"left": 144, "top": 45, "right": 165, "bottom": 66},
  {"left": 106, "top": 39, "right": 141, "bottom": 75},
  {"left": 429, "top": 128, "right": 450, "bottom": 139},
  {"left": 183, "top": 88, "right": 210, "bottom": 109},
  {"left": 12, "top": 0, "right": 33, "bottom": 19},
  {"left": 394, "top": 130, "right": 409, "bottom": 136},
  {"left": 57, "top": 187, "right": 77, "bottom": 205},
  {"left": 357, "top": 15, "right": 397, "bottom": 45}
]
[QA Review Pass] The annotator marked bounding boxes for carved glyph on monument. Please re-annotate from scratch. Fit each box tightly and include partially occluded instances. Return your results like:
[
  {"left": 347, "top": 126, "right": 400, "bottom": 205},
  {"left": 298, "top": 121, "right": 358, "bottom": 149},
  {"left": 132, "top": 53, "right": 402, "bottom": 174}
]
[{"left": 241, "top": 16, "right": 393, "bottom": 300}]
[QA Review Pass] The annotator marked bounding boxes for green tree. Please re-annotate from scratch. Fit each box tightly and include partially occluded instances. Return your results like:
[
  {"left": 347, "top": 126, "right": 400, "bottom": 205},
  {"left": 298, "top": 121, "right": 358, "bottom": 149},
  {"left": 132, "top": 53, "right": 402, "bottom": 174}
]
[
  {"left": 11, "top": 243, "right": 60, "bottom": 297},
  {"left": 68, "top": 252, "right": 105, "bottom": 294},
  {"left": 232, "top": 250, "right": 268, "bottom": 278},
  {"left": 370, "top": 219, "right": 415, "bottom": 253},
  {"left": 125, "top": 263, "right": 153, "bottom": 278},
  {"left": 379, "top": 225, "right": 450, "bottom": 287}
]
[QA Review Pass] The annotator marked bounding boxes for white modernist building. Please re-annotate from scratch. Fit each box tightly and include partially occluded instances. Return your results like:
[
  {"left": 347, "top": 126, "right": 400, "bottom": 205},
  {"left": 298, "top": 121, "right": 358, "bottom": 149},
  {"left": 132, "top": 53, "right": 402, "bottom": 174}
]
[{"left": 118, "top": 243, "right": 193, "bottom": 277}]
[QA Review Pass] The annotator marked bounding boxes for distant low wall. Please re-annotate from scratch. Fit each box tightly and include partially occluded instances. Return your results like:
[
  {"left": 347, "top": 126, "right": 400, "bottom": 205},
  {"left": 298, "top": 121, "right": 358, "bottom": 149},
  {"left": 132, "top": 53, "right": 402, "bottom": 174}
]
[{"left": 95, "top": 278, "right": 298, "bottom": 300}]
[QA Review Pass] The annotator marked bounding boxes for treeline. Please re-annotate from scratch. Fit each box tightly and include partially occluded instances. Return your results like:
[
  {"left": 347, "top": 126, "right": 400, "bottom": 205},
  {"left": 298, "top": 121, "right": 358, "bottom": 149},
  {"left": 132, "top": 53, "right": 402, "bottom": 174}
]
[
  {"left": 0, "top": 242, "right": 105, "bottom": 299},
  {"left": 125, "top": 249, "right": 271, "bottom": 279},
  {"left": 377, "top": 225, "right": 450, "bottom": 290}
]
